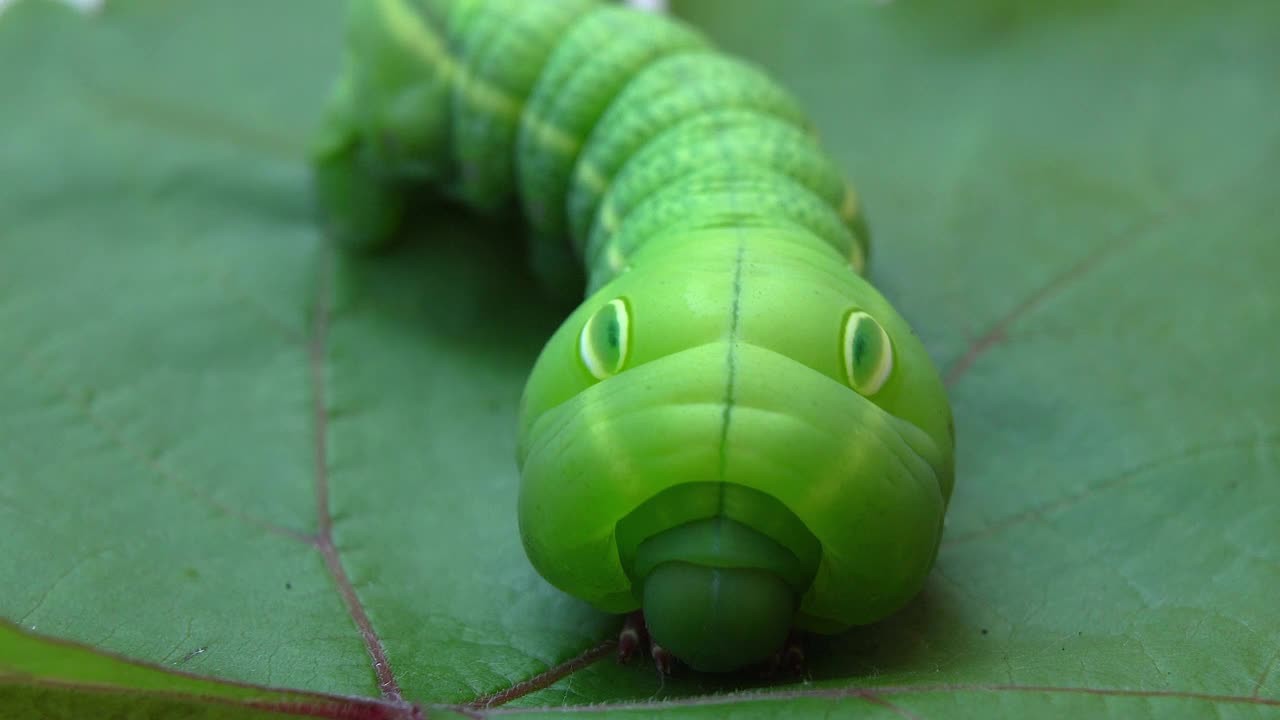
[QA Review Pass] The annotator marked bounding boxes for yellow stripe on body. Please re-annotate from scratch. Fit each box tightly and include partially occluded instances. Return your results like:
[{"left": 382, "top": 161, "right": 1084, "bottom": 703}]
[
  {"left": 376, "top": 0, "right": 606, "bottom": 197},
  {"left": 577, "top": 163, "right": 610, "bottom": 195},
  {"left": 522, "top": 115, "right": 580, "bottom": 160},
  {"left": 840, "top": 183, "right": 859, "bottom": 223},
  {"left": 840, "top": 183, "right": 866, "bottom": 273},
  {"left": 377, "top": 0, "right": 454, "bottom": 72},
  {"left": 378, "top": 0, "right": 864, "bottom": 278}
]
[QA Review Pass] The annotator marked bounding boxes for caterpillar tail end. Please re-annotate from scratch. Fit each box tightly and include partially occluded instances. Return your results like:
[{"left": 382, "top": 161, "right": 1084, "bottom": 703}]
[
  {"left": 307, "top": 64, "right": 407, "bottom": 253},
  {"left": 309, "top": 0, "right": 459, "bottom": 252},
  {"left": 641, "top": 562, "right": 796, "bottom": 673},
  {"left": 312, "top": 129, "right": 407, "bottom": 253}
]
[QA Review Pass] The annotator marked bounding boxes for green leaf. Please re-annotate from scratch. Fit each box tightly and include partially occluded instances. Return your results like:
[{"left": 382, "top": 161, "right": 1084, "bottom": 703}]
[
  {"left": 0, "top": 620, "right": 415, "bottom": 718},
  {"left": 1, "top": 0, "right": 1277, "bottom": 718}
]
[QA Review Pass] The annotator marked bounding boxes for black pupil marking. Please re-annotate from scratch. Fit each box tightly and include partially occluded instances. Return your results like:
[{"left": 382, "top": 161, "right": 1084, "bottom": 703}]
[
  {"left": 852, "top": 328, "right": 868, "bottom": 365},
  {"left": 606, "top": 318, "right": 619, "bottom": 348}
]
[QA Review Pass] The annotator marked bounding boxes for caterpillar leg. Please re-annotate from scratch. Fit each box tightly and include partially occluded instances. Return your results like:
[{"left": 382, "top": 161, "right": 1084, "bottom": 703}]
[
  {"left": 651, "top": 641, "right": 676, "bottom": 676},
  {"left": 617, "top": 610, "right": 806, "bottom": 677},
  {"left": 617, "top": 611, "right": 646, "bottom": 664},
  {"left": 761, "top": 631, "right": 807, "bottom": 679},
  {"left": 616, "top": 611, "right": 674, "bottom": 675}
]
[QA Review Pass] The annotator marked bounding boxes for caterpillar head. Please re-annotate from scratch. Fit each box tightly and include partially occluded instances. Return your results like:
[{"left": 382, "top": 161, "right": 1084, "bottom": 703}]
[{"left": 515, "top": 231, "right": 953, "bottom": 672}]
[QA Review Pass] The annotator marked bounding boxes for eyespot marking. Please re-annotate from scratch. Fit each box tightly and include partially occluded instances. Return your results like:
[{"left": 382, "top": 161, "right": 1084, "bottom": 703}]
[
  {"left": 842, "top": 310, "right": 892, "bottom": 395},
  {"left": 579, "top": 298, "right": 632, "bottom": 379}
]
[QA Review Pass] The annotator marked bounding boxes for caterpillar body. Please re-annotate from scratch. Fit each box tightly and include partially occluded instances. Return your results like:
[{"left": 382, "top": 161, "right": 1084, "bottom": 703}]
[{"left": 313, "top": 0, "right": 955, "bottom": 673}]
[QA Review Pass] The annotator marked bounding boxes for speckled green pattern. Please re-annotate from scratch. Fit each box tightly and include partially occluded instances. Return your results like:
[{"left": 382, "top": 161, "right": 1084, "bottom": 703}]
[
  {"left": 448, "top": 0, "right": 598, "bottom": 211},
  {"left": 516, "top": 5, "right": 707, "bottom": 288},
  {"left": 312, "top": 0, "right": 955, "bottom": 663}
]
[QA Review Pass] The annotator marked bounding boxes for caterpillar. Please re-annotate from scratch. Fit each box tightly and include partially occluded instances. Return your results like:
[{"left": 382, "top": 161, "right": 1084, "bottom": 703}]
[{"left": 312, "top": 0, "right": 956, "bottom": 674}]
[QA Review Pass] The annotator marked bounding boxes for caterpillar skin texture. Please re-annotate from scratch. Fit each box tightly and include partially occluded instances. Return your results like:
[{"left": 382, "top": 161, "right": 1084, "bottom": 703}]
[{"left": 313, "top": 0, "right": 955, "bottom": 673}]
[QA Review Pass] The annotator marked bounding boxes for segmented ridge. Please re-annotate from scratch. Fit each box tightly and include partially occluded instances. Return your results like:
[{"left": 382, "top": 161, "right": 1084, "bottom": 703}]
[{"left": 438, "top": 0, "right": 869, "bottom": 292}]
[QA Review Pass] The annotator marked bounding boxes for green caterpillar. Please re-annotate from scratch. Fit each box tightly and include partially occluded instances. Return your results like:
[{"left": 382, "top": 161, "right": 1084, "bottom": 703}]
[{"left": 313, "top": 0, "right": 955, "bottom": 673}]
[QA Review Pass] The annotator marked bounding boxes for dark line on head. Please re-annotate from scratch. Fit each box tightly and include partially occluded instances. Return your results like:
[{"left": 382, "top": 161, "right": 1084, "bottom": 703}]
[
  {"left": 716, "top": 241, "right": 747, "bottom": 491},
  {"left": 711, "top": 83, "right": 748, "bottom": 523}
]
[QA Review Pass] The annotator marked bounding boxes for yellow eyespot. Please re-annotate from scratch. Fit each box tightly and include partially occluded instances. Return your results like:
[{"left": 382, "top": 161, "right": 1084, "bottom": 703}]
[
  {"left": 842, "top": 310, "right": 893, "bottom": 395},
  {"left": 579, "top": 298, "right": 632, "bottom": 380}
]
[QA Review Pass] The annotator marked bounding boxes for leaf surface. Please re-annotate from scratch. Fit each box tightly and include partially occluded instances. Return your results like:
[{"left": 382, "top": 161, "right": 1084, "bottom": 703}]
[{"left": 1, "top": 0, "right": 1277, "bottom": 717}]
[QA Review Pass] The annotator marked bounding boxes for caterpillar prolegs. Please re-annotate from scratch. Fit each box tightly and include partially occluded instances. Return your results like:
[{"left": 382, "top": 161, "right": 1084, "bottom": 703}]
[{"left": 313, "top": 0, "right": 956, "bottom": 673}]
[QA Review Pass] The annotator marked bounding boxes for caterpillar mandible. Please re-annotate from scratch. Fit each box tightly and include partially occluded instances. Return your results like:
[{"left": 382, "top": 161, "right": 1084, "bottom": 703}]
[{"left": 312, "top": 0, "right": 956, "bottom": 673}]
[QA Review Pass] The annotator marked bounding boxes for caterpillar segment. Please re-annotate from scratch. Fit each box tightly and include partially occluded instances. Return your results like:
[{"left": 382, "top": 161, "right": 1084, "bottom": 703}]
[{"left": 313, "top": 0, "right": 955, "bottom": 674}]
